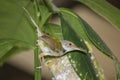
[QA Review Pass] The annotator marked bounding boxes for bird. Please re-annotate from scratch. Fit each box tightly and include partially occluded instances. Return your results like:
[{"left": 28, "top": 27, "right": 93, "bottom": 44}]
[
  {"left": 23, "top": 7, "right": 87, "bottom": 58},
  {"left": 38, "top": 32, "right": 87, "bottom": 57}
]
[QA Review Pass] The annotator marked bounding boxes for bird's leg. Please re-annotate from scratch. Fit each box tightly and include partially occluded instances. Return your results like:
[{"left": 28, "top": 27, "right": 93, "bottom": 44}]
[{"left": 39, "top": 53, "right": 45, "bottom": 64}]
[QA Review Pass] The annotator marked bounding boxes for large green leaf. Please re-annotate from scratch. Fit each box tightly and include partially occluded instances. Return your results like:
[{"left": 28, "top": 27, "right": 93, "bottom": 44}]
[
  {"left": 0, "top": 41, "right": 31, "bottom": 64},
  {"left": 60, "top": 8, "right": 120, "bottom": 80},
  {"left": 60, "top": 8, "right": 114, "bottom": 60},
  {"left": 77, "top": 0, "right": 120, "bottom": 31},
  {"left": 0, "top": 0, "right": 36, "bottom": 45},
  {"left": 60, "top": 15, "right": 102, "bottom": 80},
  {"left": 39, "top": 5, "right": 52, "bottom": 27},
  {"left": 0, "top": 40, "right": 13, "bottom": 58},
  {"left": 0, "top": 0, "right": 36, "bottom": 63}
]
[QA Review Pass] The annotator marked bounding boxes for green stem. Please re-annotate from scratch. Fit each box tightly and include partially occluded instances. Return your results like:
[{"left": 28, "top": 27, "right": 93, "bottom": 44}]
[
  {"left": 34, "top": 45, "right": 41, "bottom": 80},
  {"left": 34, "top": 0, "right": 41, "bottom": 80},
  {"left": 33, "top": 1, "right": 58, "bottom": 80},
  {"left": 44, "top": 0, "right": 59, "bottom": 13}
]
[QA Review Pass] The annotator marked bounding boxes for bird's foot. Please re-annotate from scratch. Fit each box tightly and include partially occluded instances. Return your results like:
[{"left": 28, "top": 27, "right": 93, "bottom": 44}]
[{"left": 39, "top": 53, "right": 45, "bottom": 64}]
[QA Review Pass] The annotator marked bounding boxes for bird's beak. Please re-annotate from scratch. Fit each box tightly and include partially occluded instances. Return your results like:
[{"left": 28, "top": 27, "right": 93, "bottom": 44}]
[{"left": 74, "top": 47, "right": 87, "bottom": 53}]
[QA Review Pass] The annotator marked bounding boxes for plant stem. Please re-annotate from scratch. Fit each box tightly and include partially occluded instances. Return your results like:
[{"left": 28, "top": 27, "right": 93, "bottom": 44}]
[
  {"left": 33, "top": 0, "right": 41, "bottom": 80},
  {"left": 44, "top": 0, "right": 59, "bottom": 13},
  {"left": 34, "top": 45, "right": 41, "bottom": 80}
]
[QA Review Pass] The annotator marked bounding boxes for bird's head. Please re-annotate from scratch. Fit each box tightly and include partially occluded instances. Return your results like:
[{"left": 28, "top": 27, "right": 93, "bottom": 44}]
[{"left": 61, "top": 40, "right": 83, "bottom": 53}]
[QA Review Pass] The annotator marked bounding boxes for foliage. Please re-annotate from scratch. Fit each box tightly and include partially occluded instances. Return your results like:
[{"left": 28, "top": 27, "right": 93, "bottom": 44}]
[{"left": 0, "top": 0, "right": 120, "bottom": 80}]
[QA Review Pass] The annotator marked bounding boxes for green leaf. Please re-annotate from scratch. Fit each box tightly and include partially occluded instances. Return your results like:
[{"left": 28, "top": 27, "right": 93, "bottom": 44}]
[
  {"left": 60, "top": 8, "right": 89, "bottom": 41},
  {"left": 82, "top": 20, "right": 114, "bottom": 58},
  {"left": 0, "top": 44, "right": 31, "bottom": 64},
  {"left": 0, "top": 0, "right": 36, "bottom": 62},
  {"left": 0, "top": 40, "right": 13, "bottom": 58},
  {"left": 35, "top": 0, "right": 52, "bottom": 28},
  {"left": 60, "top": 8, "right": 114, "bottom": 59},
  {"left": 0, "top": 0, "right": 36, "bottom": 45},
  {"left": 60, "top": 8, "right": 120, "bottom": 80},
  {"left": 38, "top": 5, "right": 52, "bottom": 27},
  {"left": 82, "top": 20, "right": 120, "bottom": 79},
  {"left": 0, "top": 39, "right": 33, "bottom": 64},
  {"left": 60, "top": 15, "right": 102, "bottom": 80},
  {"left": 77, "top": 0, "right": 120, "bottom": 31}
]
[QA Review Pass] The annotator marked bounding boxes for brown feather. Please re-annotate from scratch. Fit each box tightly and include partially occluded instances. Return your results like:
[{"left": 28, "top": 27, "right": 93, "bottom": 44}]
[{"left": 39, "top": 33, "right": 63, "bottom": 52}]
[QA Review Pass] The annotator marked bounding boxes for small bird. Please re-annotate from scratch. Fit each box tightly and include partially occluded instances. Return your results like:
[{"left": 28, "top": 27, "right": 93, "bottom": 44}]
[
  {"left": 38, "top": 32, "right": 87, "bottom": 57},
  {"left": 23, "top": 7, "right": 87, "bottom": 58}
]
